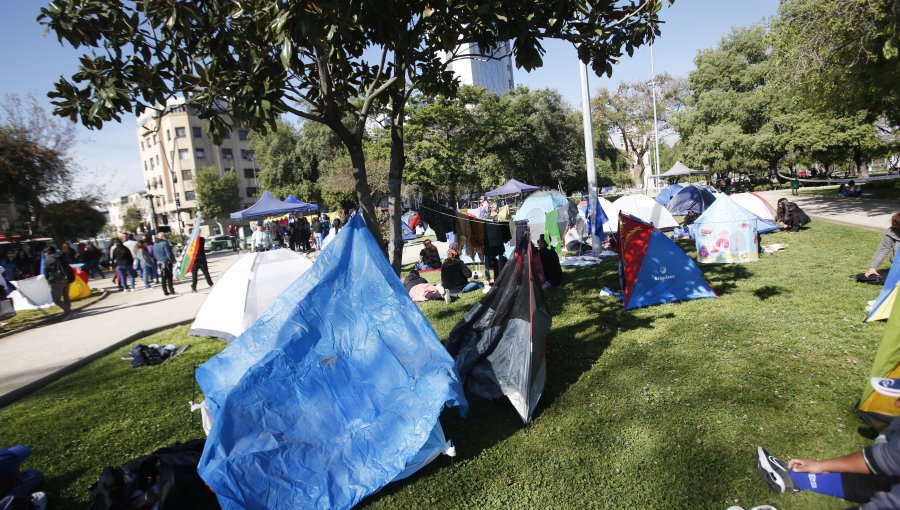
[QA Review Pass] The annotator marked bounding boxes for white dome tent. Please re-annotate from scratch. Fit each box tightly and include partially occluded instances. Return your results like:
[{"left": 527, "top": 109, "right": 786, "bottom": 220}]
[{"left": 613, "top": 194, "right": 679, "bottom": 230}]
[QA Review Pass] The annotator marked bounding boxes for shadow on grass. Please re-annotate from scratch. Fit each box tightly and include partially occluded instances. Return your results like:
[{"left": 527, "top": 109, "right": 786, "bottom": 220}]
[{"left": 753, "top": 285, "right": 787, "bottom": 301}]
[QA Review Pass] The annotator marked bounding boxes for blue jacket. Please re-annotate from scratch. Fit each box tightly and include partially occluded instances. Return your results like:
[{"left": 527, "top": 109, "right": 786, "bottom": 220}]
[{"left": 153, "top": 239, "right": 175, "bottom": 264}]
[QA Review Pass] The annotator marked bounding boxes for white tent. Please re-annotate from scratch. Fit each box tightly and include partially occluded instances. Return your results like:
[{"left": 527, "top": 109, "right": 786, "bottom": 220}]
[
  {"left": 578, "top": 197, "right": 621, "bottom": 234},
  {"left": 8, "top": 275, "right": 54, "bottom": 310},
  {"left": 658, "top": 161, "right": 706, "bottom": 178},
  {"left": 730, "top": 192, "right": 777, "bottom": 221},
  {"left": 190, "top": 249, "right": 313, "bottom": 341},
  {"left": 613, "top": 194, "right": 679, "bottom": 230}
]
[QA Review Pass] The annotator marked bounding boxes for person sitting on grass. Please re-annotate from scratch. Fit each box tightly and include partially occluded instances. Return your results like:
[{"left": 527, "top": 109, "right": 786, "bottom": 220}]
[
  {"left": 440, "top": 244, "right": 483, "bottom": 299},
  {"left": 415, "top": 239, "right": 442, "bottom": 271},
  {"left": 537, "top": 235, "right": 562, "bottom": 288},
  {"left": 864, "top": 212, "right": 900, "bottom": 279},
  {"left": 0, "top": 445, "right": 47, "bottom": 509},
  {"left": 756, "top": 397, "right": 900, "bottom": 509},
  {"left": 403, "top": 269, "right": 446, "bottom": 302},
  {"left": 776, "top": 198, "right": 811, "bottom": 233}
]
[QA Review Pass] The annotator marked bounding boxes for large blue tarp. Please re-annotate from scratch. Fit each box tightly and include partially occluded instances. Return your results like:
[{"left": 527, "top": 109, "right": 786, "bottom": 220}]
[{"left": 196, "top": 214, "right": 466, "bottom": 510}]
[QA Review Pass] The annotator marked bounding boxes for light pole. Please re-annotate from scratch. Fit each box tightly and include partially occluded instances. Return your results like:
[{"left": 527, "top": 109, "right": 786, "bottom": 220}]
[
  {"left": 144, "top": 194, "right": 159, "bottom": 232},
  {"left": 649, "top": 40, "right": 661, "bottom": 191},
  {"left": 579, "top": 59, "right": 601, "bottom": 251}
]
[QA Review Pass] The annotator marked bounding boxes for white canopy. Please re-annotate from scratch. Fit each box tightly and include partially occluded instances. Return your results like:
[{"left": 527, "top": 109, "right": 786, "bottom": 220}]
[
  {"left": 8, "top": 275, "right": 54, "bottom": 310},
  {"left": 190, "top": 249, "right": 313, "bottom": 341},
  {"left": 613, "top": 194, "right": 679, "bottom": 230},
  {"left": 659, "top": 161, "right": 706, "bottom": 178}
]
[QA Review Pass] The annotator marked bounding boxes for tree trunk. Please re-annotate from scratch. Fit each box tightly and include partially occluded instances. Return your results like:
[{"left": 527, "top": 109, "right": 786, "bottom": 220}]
[
  {"left": 345, "top": 141, "right": 385, "bottom": 249},
  {"left": 854, "top": 148, "right": 869, "bottom": 178},
  {"left": 386, "top": 62, "right": 407, "bottom": 276}
]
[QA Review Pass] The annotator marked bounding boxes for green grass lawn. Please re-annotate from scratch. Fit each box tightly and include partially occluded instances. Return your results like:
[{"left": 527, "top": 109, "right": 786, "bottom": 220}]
[
  {"left": 0, "top": 220, "right": 891, "bottom": 509},
  {"left": 0, "top": 291, "right": 105, "bottom": 333},
  {"left": 800, "top": 178, "right": 900, "bottom": 201}
]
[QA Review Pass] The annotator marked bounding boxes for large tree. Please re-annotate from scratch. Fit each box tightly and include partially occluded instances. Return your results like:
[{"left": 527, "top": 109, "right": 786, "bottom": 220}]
[
  {"left": 194, "top": 167, "right": 241, "bottom": 231},
  {"left": 40, "top": 0, "right": 667, "bottom": 273},
  {"left": 770, "top": 0, "right": 900, "bottom": 125},
  {"left": 252, "top": 119, "right": 336, "bottom": 206},
  {"left": 40, "top": 199, "right": 106, "bottom": 244},
  {"left": 592, "top": 72, "right": 686, "bottom": 185},
  {"left": 0, "top": 94, "right": 75, "bottom": 223}
]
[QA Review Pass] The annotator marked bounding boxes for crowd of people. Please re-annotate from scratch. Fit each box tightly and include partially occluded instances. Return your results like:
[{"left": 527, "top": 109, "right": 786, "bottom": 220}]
[{"left": 237, "top": 211, "right": 350, "bottom": 253}]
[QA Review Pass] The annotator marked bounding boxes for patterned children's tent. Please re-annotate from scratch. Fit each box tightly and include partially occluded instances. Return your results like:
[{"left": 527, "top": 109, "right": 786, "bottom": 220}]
[
  {"left": 195, "top": 214, "right": 466, "bottom": 510},
  {"left": 617, "top": 212, "right": 717, "bottom": 309},
  {"left": 692, "top": 194, "right": 759, "bottom": 264}
]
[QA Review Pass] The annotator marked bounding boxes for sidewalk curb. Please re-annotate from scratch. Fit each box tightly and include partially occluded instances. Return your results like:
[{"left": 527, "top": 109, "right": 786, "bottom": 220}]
[
  {"left": 0, "top": 290, "right": 111, "bottom": 340},
  {"left": 0, "top": 318, "right": 192, "bottom": 409}
]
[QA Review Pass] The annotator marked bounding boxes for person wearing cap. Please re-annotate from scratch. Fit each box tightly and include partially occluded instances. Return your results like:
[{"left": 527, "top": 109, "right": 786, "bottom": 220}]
[{"left": 0, "top": 445, "right": 46, "bottom": 507}]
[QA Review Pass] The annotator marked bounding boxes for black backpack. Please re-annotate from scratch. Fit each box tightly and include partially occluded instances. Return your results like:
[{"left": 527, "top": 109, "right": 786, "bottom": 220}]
[
  {"left": 45, "top": 256, "right": 74, "bottom": 283},
  {"left": 87, "top": 439, "right": 219, "bottom": 510}
]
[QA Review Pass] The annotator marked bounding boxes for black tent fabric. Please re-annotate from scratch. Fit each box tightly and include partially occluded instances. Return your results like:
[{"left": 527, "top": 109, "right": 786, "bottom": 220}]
[{"left": 445, "top": 234, "right": 551, "bottom": 424}]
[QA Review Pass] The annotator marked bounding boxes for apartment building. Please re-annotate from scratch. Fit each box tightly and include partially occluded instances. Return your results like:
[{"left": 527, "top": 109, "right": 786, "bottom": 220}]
[
  {"left": 444, "top": 41, "right": 515, "bottom": 96},
  {"left": 136, "top": 97, "right": 259, "bottom": 233}
]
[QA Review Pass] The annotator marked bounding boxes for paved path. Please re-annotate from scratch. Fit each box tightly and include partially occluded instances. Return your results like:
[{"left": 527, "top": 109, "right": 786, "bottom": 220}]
[
  {"left": 755, "top": 188, "right": 897, "bottom": 231},
  {"left": 2, "top": 194, "right": 896, "bottom": 406},
  {"left": 0, "top": 250, "right": 241, "bottom": 405}
]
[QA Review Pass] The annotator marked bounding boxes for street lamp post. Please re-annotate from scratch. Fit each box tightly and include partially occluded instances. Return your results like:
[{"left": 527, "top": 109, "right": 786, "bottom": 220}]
[{"left": 145, "top": 194, "right": 159, "bottom": 232}]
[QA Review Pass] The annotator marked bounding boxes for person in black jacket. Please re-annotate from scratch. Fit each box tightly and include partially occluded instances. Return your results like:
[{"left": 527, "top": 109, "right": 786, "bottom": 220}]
[
  {"left": 43, "top": 246, "right": 73, "bottom": 316},
  {"left": 112, "top": 240, "right": 135, "bottom": 291},
  {"left": 191, "top": 237, "right": 214, "bottom": 293},
  {"left": 440, "top": 244, "right": 483, "bottom": 296},
  {"left": 538, "top": 235, "right": 563, "bottom": 288}
]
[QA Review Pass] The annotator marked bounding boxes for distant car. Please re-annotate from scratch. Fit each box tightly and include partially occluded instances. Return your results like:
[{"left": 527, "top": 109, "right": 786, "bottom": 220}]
[
  {"left": 797, "top": 170, "right": 812, "bottom": 178},
  {"left": 205, "top": 235, "right": 232, "bottom": 252}
]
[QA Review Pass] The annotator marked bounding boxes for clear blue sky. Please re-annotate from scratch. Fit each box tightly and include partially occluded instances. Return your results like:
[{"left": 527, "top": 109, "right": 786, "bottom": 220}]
[{"left": 0, "top": 1, "right": 779, "bottom": 201}]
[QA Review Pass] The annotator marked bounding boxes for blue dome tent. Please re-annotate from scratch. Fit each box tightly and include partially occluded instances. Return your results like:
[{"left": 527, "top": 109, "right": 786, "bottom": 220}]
[
  {"left": 666, "top": 186, "right": 716, "bottom": 216},
  {"left": 655, "top": 183, "right": 684, "bottom": 206}
]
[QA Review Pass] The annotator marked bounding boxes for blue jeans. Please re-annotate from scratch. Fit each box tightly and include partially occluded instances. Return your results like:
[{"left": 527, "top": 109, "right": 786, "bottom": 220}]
[
  {"left": 116, "top": 265, "right": 135, "bottom": 289},
  {"left": 415, "top": 262, "right": 433, "bottom": 271},
  {"left": 314, "top": 232, "right": 324, "bottom": 249},
  {"left": 451, "top": 281, "right": 483, "bottom": 296},
  {"left": 139, "top": 261, "right": 152, "bottom": 288}
]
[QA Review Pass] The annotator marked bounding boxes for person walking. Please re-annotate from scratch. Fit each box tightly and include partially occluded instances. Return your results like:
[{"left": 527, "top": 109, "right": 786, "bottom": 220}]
[
  {"left": 153, "top": 233, "right": 176, "bottom": 296},
  {"left": 190, "top": 237, "right": 214, "bottom": 293},
  {"left": 134, "top": 240, "right": 153, "bottom": 289},
  {"left": 112, "top": 240, "right": 135, "bottom": 292},
  {"left": 43, "top": 246, "right": 74, "bottom": 317}
]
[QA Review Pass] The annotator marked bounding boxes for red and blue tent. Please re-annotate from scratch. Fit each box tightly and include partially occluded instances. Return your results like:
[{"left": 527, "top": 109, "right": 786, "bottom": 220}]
[{"left": 617, "top": 212, "right": 717, "bottom": 310}]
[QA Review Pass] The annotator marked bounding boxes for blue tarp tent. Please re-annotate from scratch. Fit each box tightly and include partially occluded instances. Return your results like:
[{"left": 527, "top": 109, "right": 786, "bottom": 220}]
[
  {"left": 196, "top": 214, "right": 466, "bottom": 510},
  {"left": 693, "top": 194, "right": 759, "bottom": 263},
  {"left": 229, "top": 190, "right": 306, "bottom": 219},
  {"left": 867, "top": 257, "right": 900, "bottom": 322},
  {"left": 284, "top": 194, "right": 319, "bottom": 212},
  {"left": 618, "top": 212, "right": 717, "bottom": 309},
  {"left": 402, "top": 221, "right": 416, "bottom": 240},
  {"left": 666, "top": 186, "right": 716, "bottom": 216},
  {"left": 485, "top": 178, "right": 540, "bottom": 197}
]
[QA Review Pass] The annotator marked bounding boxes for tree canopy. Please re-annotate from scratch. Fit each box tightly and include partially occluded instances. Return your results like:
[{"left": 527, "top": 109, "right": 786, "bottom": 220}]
[
  {"left": 194, "top": 167, "right": 241, "bottom": 222},
  {"left": 40, "top": 199, "right": 106, "bottom": 244},
  {"left": 40, "top": 0, "right": 668, "bottom": 272}
]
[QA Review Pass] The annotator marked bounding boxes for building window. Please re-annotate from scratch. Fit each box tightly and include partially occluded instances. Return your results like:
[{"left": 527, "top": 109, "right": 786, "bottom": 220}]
[
  {"left": 241, "top": 149, "right": 254, "bottom": 160},
  {"left": 155, "top": 155, "right": 159, "bottom": 166},
  {"left": 243, "top": 168, "right": 255, "bottom": 179},
  {"left": 166, "top": 129, "right": 171, "bottom": 140},
  {"left": 185, "top": 191, "right": 196, "bottom": 201},
  {"left": 246, "top": 187, "right": 258, "bottom": 197},
  {"left": 172, "top": 172, "right": 177, "bottom": 183},
  {"left": 222, "top": 148, "right": 233, "bottom": 160},
  {"left": 140, "top": 141, "right": 144, "bottom": 150},
  {"left": 153, "top": 134, "right": 157, "bottom": 145},
  {"left": 144, "top": 161, "right": 148, "bottom": 172},
  {"left": 238, "top": 129, "right": 249, "bottom": 141},
  {"left": 222, "top": 130, "right": 231, "bottom": 139},
  {"left": 195, "top": 148, "right": 206, "bottom": 159},
  {"left": 182, "top": 169, "right": 193, "bottom": 181},
  {"left": 149, "top": 158, "right": 155, "bottom": 169},
  {"left": 175, "top": 127, "right": 186, "bottom": 138},
  {"left": 178, "top": 149, "right": 189, "bottom": 160},
  {"left": 192, "top": 126, "right": 202, "bottom": 138}
]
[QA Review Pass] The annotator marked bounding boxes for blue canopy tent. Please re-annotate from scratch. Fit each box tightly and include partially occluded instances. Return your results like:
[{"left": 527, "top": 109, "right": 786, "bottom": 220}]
[
  {"left": 284, "top": 194, "right": 319, "bottom": 212},
  {"left": 666, "top": 186, "right": 716, "bottom": 216},
  {"left": 196, "top": 214, "right": 466, "bottom": 510},
  {"left": 229, "top": 190, "right": 307, "bottom": 219},
  {"left": 485, "top": 179, "right": 540, "bottom": 197}
]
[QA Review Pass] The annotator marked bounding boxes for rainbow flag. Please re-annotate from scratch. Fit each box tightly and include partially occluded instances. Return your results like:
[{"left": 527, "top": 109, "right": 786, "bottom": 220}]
[{"left": 176, "top": 211, "right": 203, "bottom": 280}]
